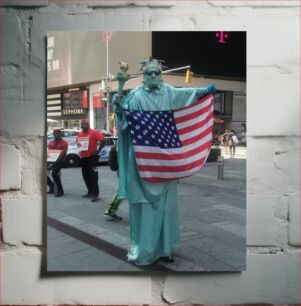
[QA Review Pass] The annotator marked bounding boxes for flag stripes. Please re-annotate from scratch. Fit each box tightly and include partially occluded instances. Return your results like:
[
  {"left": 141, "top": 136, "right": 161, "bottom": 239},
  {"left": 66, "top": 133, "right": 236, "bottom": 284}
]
[{"left": 125, "top": 93, "right": 214, "bottom": 183}]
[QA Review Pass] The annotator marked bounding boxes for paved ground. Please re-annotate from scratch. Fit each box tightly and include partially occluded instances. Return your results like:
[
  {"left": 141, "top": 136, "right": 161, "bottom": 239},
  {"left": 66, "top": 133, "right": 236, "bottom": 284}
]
[{"left": 47, "top": 146, "right": 246, "bottom": 272}]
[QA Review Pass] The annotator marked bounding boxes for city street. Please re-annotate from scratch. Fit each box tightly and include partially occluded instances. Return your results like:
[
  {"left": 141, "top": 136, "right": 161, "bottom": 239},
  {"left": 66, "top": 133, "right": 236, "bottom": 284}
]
[{"left": 47, "top": 147, "right": 246, "bottom": 272}]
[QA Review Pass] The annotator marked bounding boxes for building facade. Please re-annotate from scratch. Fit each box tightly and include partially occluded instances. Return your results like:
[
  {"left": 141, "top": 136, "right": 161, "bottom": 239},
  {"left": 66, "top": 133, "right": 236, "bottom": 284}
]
[{"left": 47, "top": 32, "right": 246, "bottom": 140}]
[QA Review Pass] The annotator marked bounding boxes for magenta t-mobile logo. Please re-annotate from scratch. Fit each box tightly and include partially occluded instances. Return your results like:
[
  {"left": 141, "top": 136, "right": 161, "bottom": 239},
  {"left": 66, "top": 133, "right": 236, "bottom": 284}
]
[{"left": 216, "top": 32, "right": 228, "bottom": 44}]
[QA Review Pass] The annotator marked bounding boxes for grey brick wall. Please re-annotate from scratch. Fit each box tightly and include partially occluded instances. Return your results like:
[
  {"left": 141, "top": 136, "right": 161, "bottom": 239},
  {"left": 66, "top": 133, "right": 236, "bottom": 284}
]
[{"left": 0, "top": 1, "right": 300, "bottom": 304}]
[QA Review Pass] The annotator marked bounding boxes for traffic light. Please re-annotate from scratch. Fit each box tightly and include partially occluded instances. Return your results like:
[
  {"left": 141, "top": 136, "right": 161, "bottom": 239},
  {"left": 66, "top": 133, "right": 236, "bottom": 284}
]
[{"left": 185, "top": 69, "right": 193, "bottom": 83}]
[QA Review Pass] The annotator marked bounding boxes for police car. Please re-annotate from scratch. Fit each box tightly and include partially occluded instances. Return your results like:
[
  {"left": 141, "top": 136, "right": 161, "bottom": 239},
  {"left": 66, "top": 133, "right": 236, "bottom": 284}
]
[
  {"left": 61, "top": 136, "right": 117, "bottom": 167},
  {"left": 47, "top": 129, "right": 80, "bottom": 145},
  {"left": 98, "top": 137, "right": 118, "bottom": 164}
]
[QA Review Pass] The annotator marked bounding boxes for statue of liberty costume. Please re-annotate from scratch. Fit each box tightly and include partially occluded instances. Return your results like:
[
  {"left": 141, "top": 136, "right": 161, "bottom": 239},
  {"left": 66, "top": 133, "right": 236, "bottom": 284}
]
[{"left": 113, "top": 58, "right": 216, "bottom": 266}]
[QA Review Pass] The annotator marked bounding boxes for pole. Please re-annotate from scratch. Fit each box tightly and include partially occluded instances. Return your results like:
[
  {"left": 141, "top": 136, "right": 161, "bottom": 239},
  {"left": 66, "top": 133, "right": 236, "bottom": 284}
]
[
  {"left": 217, "top": 155, "right": 224, "bottom": 180},
  {"left": 106, "top": 41, "right": 110, "bottom": 133}
]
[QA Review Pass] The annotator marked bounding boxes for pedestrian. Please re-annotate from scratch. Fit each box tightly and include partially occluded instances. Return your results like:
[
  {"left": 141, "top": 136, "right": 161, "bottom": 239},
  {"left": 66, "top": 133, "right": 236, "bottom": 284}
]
[
  {"left": 112, "top": 126, "right": 118, "bottom": 137},
  {"left": 47, "top": 129, "right": 68, "bottom": 197},
  {"left": 104, "top": 143, "right": 123, "bottom": 221},
  {"left": 76, "top": 119, "right": 106, "bottom": 202},
  {"left": 220, "top": 130, "right": 230, "bottom": 155},
  {"left": 229, "top": 129, "right": 239, "bottom": 158},
  {"left": 113, "top": 57, "right": 216, "bottom": 265},
  {"left": 104, "top": 193, "right": 123, "bottom": 221}
]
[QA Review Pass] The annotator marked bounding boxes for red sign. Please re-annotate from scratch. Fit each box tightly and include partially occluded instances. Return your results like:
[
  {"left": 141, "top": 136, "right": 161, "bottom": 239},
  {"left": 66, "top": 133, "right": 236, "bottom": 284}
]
[
  {"left": 93, "top": 92, "right": 106, "bottom": 108},
  {"left": 82, "top": 90, "right": 88, "bottom": 108}
]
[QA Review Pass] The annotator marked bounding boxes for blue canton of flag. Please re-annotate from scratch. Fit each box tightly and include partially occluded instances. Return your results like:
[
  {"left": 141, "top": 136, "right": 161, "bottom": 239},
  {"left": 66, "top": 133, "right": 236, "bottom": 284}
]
[{"left": 125, "top": 110, "right": 182, "bottom": 149}]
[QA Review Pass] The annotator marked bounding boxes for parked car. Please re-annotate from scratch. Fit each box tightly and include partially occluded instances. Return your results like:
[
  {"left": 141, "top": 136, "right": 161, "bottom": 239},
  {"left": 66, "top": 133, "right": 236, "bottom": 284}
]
[
  {"left": 98, "top": 137, "right": 117, "bottom": 164},
  {"left": 64, "top": 144, "right": 81, "bottom": 167},
  {"left": 47, "top": 128, "right": 80, "bottom": 145},
  {"left": 58, "top": 136, "right": 118, "bottom": 167}
]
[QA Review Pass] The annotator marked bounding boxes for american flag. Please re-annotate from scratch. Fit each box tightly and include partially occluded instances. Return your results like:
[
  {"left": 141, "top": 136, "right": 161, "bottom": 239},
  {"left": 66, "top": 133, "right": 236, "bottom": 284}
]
[{"left": 124, "top": 93, "right": 214, "bottom": 183}]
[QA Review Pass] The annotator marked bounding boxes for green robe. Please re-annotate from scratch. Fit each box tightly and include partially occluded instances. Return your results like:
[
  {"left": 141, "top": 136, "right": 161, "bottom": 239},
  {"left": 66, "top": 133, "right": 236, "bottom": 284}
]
[{"left": 115, "top": 83, "right": 207, "bottom": 265}]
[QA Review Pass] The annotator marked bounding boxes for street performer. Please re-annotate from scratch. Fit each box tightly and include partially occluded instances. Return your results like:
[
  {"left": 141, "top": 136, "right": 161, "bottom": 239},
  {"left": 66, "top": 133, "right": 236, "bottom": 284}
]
[{"left": 113, "top": 57, "right": 216, "bottom": 266}]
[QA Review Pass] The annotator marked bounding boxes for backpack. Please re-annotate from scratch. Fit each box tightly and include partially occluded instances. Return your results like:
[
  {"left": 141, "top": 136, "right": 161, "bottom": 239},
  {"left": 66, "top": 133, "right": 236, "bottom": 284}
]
[{"left": 108, "top": 144, "right": 118, "bottom": 171}]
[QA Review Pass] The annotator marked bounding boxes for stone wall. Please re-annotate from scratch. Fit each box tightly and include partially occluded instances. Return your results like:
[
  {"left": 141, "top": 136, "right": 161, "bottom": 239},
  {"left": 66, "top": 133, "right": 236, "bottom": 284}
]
[{"left": 0, "top": 1, "right": 300, "bottom": 304}]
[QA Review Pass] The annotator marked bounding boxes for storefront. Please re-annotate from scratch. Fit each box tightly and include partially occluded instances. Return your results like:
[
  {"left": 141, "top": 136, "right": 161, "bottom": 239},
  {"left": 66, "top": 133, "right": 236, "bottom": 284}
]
[
  {"left": 47, "top": 86, "right": 89, "bottom": 131},
  {"left": 47, "top": 31, "right": 151, "bottom": 132}
]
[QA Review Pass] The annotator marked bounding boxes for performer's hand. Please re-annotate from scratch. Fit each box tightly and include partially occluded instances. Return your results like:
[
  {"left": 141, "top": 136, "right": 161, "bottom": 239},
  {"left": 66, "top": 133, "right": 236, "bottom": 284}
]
[
  {"left": 207, "top": 83, "right": 216, "bottom": 94},
  {"left": 112, "top": 94, "right": 123, "bottom": 107}
]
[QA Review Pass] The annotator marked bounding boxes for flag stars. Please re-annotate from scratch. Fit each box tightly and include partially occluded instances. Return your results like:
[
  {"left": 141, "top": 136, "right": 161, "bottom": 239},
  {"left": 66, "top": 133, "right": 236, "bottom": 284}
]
[{"left": 126, "top": 108, "right": 189, "bottom": 149}]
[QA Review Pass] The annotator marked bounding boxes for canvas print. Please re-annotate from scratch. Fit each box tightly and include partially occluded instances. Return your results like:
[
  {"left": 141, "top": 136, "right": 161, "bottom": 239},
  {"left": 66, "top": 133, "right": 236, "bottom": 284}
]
[{"left": 46, "top": 31, "right": 246, "bottom": 272}]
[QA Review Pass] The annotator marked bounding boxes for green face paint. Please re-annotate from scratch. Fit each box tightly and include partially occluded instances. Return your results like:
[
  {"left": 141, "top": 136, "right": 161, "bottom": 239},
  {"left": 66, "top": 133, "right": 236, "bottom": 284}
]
[{"left": 143, "top": 67, "right": 162, "bottom": 90}]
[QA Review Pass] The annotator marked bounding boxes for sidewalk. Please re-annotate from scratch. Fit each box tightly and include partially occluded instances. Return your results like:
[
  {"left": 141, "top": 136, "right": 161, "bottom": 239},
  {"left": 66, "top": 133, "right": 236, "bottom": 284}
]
[
  {"left": 221, "top": 145, "right": 247, "bottom": 160},
  {"left": 47, "top": 147, "right": 246, "bottom": 272}
]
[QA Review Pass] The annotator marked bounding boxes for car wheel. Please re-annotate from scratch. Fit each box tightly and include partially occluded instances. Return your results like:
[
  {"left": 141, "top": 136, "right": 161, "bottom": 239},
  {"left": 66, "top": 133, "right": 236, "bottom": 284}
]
[{"left": 65, "top": 154, "right": 80, "bottom": 167}]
